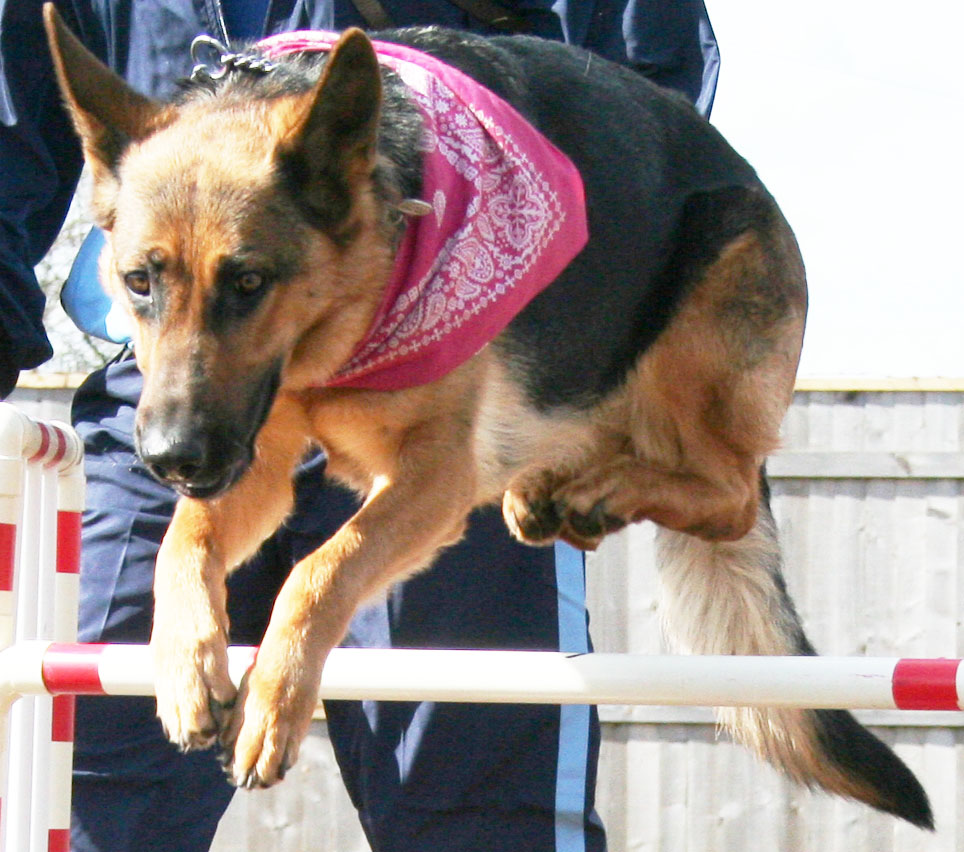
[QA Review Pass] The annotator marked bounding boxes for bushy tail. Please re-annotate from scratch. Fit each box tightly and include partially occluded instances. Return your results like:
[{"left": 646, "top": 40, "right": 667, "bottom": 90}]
[{"left": 655, "top": 476, "right": 933, "bottom": 829}]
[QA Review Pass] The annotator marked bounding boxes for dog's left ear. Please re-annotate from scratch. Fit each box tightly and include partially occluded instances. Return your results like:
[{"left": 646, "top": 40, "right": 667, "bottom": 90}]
[
  {"left": 42, "top": 3, "right": 168, "bottom": 228},
  {"left": 276, "top": 28, "right": 383, "bottom": 234}
]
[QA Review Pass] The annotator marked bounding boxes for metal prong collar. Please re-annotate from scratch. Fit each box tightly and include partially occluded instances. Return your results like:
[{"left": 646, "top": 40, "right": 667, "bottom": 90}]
[{"left": 190, "top": 34, "right": 277, "bottom": 83}]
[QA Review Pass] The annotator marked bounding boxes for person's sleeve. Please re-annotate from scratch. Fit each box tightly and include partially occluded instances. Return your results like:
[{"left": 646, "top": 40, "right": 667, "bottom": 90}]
[
  {"left": 622, "top": 0, "right": 720, "bottom": 115},
  {"left": 0, "top": 0, "right": 87, "bottom": 395}
]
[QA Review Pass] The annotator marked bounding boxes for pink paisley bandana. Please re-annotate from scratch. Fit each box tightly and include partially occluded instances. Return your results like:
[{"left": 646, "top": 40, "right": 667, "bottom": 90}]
[{"left": 258, "top": 32, "right": 588, "bottom": 390}]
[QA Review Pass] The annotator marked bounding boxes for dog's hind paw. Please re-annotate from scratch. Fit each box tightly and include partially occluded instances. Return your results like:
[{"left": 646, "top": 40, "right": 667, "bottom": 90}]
[
  {"left": 502, "top": 469, "right": 568, "bottom": 545},
  {"left": 503, "top": 467, "right": 629, "bottom": 550}
]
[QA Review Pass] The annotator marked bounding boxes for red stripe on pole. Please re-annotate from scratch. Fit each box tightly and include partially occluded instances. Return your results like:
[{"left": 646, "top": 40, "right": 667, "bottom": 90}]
[
  {"left": 892, "top": 658, "right": 961, "bottom": 710},
  {"left": 56, "top": 511, "right": 81, "bottom": 574},
  {"left": 48, "top": 828, "right": 70, "bottom": 852},
  {"left": 51, "top": 694, "right": 76, "bottom": 742},
  {"left": 29, "top": 423, "right": 50, "bottom": 464},
  {"left": 0, "top": 522, "right": 15, "bottom": 591},
  {"left": 46, "top": 425, "right": 68, "bottom": 468},
  {"left": 42, "top": 643, "right": 106, "bottom": 695}
]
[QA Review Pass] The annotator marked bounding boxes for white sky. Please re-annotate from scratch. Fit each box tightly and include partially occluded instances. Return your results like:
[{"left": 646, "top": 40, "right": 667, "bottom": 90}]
[{"left": 707, "top": 0, "right": 964, "bottom": 378}]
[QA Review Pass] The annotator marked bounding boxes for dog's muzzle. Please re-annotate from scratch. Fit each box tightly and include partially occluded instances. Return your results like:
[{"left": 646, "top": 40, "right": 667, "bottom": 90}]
[
  {"left": 135, "top": 362, "right": 281, "bottom": 499},
  {"left": 136, "top": 422, "right": 252, "bottom": 499}
]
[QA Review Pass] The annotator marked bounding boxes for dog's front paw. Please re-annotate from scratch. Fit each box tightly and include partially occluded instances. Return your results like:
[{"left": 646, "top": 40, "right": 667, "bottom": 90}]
[
  {"left": 152, "top": 613, "right": 236, "bottom": 752},
  {"left": 218, "top": 641, "right": 324, "bottom": 788}
]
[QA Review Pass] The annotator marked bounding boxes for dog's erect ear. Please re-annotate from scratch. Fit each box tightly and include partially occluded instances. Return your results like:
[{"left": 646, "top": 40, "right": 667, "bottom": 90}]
[
  {"left": 42, "top": 3, "right": 167, "bottom": 227},
  {"left": 276, "top": 28, "right": 383, "bottom": 234}
]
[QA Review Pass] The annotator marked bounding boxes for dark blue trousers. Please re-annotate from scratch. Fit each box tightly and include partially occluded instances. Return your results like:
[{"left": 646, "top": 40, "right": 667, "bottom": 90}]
[{"left": 69, "top": 355, "right": 605, "bottom": 852}]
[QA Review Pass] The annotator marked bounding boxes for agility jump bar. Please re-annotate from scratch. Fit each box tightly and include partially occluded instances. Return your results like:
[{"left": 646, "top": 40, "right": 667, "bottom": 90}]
[{"left": 1, "top": 643, "right": 963, "bottom": 711}]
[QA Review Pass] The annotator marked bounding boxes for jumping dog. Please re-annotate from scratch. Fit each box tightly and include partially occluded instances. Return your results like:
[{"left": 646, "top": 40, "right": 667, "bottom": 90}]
[{"left": 44, "top": 4, "right": 932, "bottom": 827}]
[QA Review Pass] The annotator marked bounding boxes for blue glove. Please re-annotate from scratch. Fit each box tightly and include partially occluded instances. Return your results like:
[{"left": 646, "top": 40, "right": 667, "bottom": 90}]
[{"left": 61, "top": 227, "right": 132, "bottom": 344}]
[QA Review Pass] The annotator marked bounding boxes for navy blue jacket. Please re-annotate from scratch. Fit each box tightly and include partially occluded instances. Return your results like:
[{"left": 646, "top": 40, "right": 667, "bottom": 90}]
[{"left": 0, "top": 0, "right": 717, "bottom": 395}]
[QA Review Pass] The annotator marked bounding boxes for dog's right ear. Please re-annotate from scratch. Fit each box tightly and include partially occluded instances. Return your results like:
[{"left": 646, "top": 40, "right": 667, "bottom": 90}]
[{"left": 42, "top": 3, "right": 167, "bottom": 228}]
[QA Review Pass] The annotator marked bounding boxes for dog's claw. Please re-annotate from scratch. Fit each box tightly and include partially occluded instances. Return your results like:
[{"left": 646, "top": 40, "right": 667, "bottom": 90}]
[
  {"left": 167, "top": 722, "right": 217, "bottom": 753},
  {"left": 196, "top": 730, "right": 219, "bottom": 749},
  {"left": 207, "top": 694, "right": 234, "bottom": 736}
]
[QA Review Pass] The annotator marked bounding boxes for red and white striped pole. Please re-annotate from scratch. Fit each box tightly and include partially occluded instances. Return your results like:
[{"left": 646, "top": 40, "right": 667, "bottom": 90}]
[
  {"left": 13, "top": 644, "right": 964, "bottom": 711},
  {"left": 0, "top": 404, "right": 84, "bottom": 852}
]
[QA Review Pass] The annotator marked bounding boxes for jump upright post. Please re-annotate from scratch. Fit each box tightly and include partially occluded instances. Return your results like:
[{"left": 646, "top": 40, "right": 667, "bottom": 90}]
[{"left": 0, "top": 403, "right": 84, "bottom": 852}]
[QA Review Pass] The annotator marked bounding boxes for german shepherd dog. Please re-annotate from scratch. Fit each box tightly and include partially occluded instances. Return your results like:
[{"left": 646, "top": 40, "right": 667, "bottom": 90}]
[{"left": 44, "top": 5, "right": 932, "bottom": 827}]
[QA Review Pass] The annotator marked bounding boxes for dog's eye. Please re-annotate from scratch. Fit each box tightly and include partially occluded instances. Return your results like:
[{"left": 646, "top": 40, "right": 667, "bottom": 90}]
[
  {"left": 235, "top": 271, "right": 265, "bottom": 294},
  {"left": 123, "top": 270, "right": 151, "bottom": 297}
]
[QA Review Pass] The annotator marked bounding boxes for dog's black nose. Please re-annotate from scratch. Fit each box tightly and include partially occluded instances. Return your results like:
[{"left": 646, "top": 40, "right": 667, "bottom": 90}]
[
  {"left": 137, "top": 431, "right": 209, "bottom": 486},
  {"left": 135, "top": 419, "right": 249, "bottom": 499}
]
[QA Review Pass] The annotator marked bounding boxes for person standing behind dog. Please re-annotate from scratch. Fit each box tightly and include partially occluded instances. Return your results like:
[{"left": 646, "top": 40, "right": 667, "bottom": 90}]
[{"left": 0, "top": 2, "right": 718, "bottom": 850}]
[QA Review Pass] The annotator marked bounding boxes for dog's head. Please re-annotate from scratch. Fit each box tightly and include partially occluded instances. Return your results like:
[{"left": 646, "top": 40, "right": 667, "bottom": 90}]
[{"left": 44, "top": 6, "right": 398, "bottom": 497}]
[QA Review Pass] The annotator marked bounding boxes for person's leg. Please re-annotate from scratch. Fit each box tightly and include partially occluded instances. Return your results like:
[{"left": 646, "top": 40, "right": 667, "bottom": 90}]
[
  {"left": 70, "top": 744, "right": 233, "bottom": 852},
  {"left": 271, "top": 462, "right": 606, "bottom": 850},
  {"left": 320, "top": 510, "right": 607, "bottom": 852}
]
